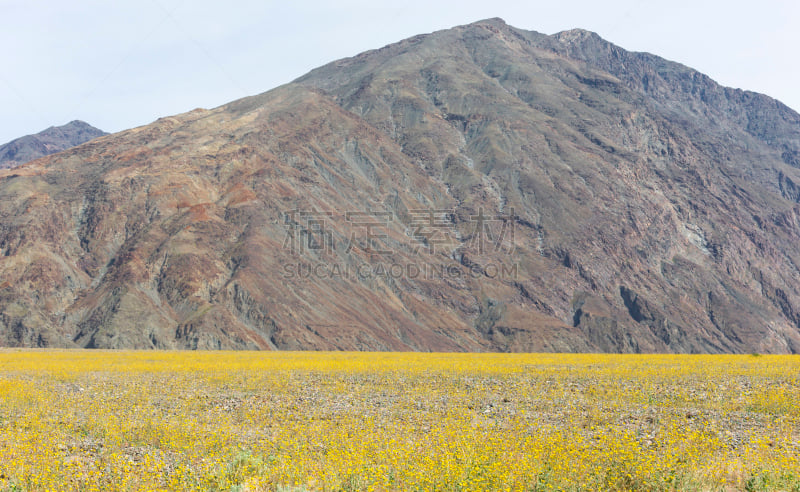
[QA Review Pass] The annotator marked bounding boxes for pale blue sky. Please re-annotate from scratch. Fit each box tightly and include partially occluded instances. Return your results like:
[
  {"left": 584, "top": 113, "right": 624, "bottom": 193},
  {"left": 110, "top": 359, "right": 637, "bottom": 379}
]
[{"left": 2, "top": 0, "right": 798, "bottom": 143}]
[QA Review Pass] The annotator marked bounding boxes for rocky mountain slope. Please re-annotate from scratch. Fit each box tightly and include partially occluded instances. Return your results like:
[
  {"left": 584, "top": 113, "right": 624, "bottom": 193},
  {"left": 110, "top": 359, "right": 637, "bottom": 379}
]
[
  {"left": 0, "top": 121, "right": 107, "bottom": 169},
  {"left": 2, "top": 19, "right": 800, "bottom": 352}
]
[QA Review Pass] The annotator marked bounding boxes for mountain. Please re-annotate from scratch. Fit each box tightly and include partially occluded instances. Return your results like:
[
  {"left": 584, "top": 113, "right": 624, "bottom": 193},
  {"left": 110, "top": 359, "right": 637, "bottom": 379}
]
[
  {"left": 0, "top": 121, "right": 107, "bottom": 169},
  {"left": 2, "top": 18, "right": 800, "bottom": 353}
]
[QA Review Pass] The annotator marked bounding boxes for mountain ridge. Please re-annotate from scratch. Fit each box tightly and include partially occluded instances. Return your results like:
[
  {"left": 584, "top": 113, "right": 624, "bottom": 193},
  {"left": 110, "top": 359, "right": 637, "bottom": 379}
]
[
  {"left": 1, "top": 19, "right": 799, "bottom": 353},
  {"left": 0, "top": 120, "right": 108, "bottom": 170}
]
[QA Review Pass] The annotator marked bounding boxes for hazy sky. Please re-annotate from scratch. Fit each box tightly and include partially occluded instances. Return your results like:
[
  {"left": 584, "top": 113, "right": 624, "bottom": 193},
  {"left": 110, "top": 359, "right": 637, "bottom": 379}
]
[{"left": 2, "top": 0, "right": 798, "bottom": 143}]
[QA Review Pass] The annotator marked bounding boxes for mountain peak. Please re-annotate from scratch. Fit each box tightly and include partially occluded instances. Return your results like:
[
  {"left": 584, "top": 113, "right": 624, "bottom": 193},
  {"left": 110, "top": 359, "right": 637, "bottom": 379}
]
[
  {"left": 2, "top": 20, "right": 800, "bottom": 353},
  {"left": 0, "top": 121, "right": 107, "bottom": 170},
  {"left": 471, "top": 17, "right": 509, "bottom": 27},
  {"left": 65, "top": 120, "right": 95, "bottom": 128}
]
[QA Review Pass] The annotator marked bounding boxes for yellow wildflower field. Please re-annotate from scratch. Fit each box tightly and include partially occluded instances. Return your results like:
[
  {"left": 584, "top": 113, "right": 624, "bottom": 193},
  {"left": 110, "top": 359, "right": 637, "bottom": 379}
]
[{"left": 0, "top": 351, "right": 798, "bottom": 491}]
